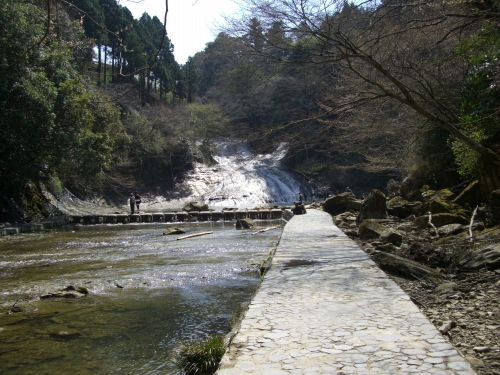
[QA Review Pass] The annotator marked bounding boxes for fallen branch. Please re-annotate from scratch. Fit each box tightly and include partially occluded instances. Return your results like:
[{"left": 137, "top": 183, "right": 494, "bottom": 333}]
[
  {"left": 428, "top": 211, "right": 439, "bottom": 237},
  {"left": 252, "top": 226, "right": 280, "bottom": 235},
  {"left": 177, "top": 231, "right": 213, "bottom": 241},
  {"left": 469, "top": 205, "right": 478, "bottom": 242}
]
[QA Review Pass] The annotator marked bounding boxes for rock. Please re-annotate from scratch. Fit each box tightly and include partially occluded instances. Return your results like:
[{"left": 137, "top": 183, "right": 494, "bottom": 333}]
[
  {"left": 357, "top": 189, "right": 387, "bottom": 222},
  {"left": 371, "top": 251, "right": 440, "bottom": 279},
  {"left": 459, "top": 244, "right": 500, "bottom": 271},
  {"left": 49, "top": 330, "right": 81, "bottom": 339},
  {"left": 434, "top": 282, "right": 459, "bottom": 295},
  {"left": 423, "top": 188, "right": 455, "bottom": 202},
  {"left": 414, "top": 213, "right": 468, "bottom": 228},
  {"left": 358, "top": 220, "right": 386, "bottom": 240},
  {"left": 387, "top": 197, "right": 421, "bottom": 218},
  {"left": 453, "top": 180, "right": 484, "bottom": 208},
  {"left": 465, "top": 356, "right": 485, "bottom": 369},
  {"left": 236, "top": 218, "right": 255, "bottom": 229},
  {"left": 490, "top": 189, "right": 500, "bottom": 207},
  {"left": 183, "top": 201, "right": 209, "bottom": 212},
  {"left": 61, "top": 291, "right": 85, "bottom": 298},
  {"left": 437, "top": 223, "right": 463, "bottom": 236},
  {"left": 163, "top": 228, "right": 186, "bottom": 235},
  {"left": 63, "top": 285, "right": 89, "bottom": 294},
  {"left": 473, "top": 346, "right": 491, "bottom": 353},
  {"left": 438, "top": 320, "right": 457, "bottom": 334},
  {"left": 379, "top": 228, "right": 403, "bottom": 247},
  {"left": 322, "top": 193, "right": 355, "bottom": 215},
  {"left": 345, "top": 198, "right": 362, "bottom": 211}
]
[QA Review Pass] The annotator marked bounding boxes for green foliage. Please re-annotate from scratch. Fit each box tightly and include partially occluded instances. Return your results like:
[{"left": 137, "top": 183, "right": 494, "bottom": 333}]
[
  {"left": 0, "top": 0, "right": 125, "bottom": 194},
  {"left": 47, "top": 175, "right": 64, "bottom": 196},
  {"left": 454, "top": 22, "right": 500, "bottom": 178},
  {"left": 171, "top": 335, "right": 226, "bottom": 375}
]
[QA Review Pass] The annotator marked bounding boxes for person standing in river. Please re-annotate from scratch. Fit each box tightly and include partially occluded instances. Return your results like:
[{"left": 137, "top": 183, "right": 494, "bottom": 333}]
[
  {"left": 134, "top": 192, "right": 141, "bottom": 213},
  {"left": 129, "top": 193, "right": 135, "bottom": 214}
]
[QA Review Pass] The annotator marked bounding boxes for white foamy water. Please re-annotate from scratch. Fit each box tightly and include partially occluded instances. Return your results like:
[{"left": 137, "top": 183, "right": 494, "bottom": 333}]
[{"left": 178, "top": 141, "right": 312, "bottom": 208}]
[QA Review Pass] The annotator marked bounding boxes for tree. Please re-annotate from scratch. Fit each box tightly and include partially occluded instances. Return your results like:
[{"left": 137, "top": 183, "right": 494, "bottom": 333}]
[
  {"left": 183, "top": 56, "right": 200, "bottom": 103},
  {"left": 0, "top": 0, "right": 125, "bottom": 192},
  {"left": 223, "top": 0, "right": 500, "bottom": 193}
]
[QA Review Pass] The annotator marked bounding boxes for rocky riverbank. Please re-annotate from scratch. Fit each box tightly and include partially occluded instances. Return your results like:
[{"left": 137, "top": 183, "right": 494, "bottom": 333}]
[{"left": 317, "top": 185, "right": 500, "bottom": 375}]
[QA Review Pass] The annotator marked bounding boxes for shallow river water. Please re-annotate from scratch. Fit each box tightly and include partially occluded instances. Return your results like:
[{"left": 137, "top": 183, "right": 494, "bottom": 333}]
[{"left": 0, "top": 221, "right": 283, "bottom": 374}]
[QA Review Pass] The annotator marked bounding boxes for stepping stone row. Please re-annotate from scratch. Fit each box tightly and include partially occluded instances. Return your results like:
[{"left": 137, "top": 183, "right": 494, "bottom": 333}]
[{"left": 70, "top": 209, "right": 284, "bottom": 224}]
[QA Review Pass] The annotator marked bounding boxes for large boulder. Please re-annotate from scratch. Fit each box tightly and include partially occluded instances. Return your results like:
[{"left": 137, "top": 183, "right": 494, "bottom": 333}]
[
  {"left": 357, "top": 189, "right": 387, "bottom": 222},
  {"left": 459, "top": 244, "right": 500, "bottom": 271},
  {"left": 358, "top": 219, "right": 386, "bottom": 240},
  {"left": 380, "top": 228, "right": 403, "bottom": 247},
  {"left": 322, "top": 193, "right": 355, "bottom": 215},
  {"left": 414, "top": 212, "right": 468, "bottom": 228},
  {"left": 371, "top": 251, "right": 440, "bottom": 279},
  {"left": 183, "top": 201, "right": 209, "bottom": 212},
  {"left": 453, "top": 180, "right": 484, "bottom": 208},
  {"left": 345, "top": 198, "right": 363, "bottom": 211},
  {"left": 236, "top": 218, "right": 255, "bottom": 229},
  {"left": 387, "top": 196, "right": 421, "bottom": 218}
]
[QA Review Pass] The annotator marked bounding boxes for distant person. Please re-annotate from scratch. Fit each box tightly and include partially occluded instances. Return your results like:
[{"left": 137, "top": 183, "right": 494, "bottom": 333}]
[
  {"left": 129, "top": 193, "right": 135, "bottom": 214},
  {"left": 292, "top": 202, "right": 306, "bottom": 215},
  {"left": 335, "top": 189, "right": 339, "bottom": 195},
  {"left": 312, "top": 194, "right": 316, "bottom": 202},
  {"left": 346, "top": 187, "right": 353, "bottom": 194},
  {"left": 134, "top": 192, "right": 141, "bottom": 213},
  {"left": 298, "top": 193, "right": 303, "bottom": 204}
]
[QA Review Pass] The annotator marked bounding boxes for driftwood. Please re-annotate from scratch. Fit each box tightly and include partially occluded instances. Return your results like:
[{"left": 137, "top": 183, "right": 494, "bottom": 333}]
[
  {"left": 252, "top": 226, "right": 280, "bottom": 235},
  {"left": 469, "top": 206, "right": 478, "bottom": 242},
  {"left": 177, "top": 231, "right": 213, "bottom": 241},
  {"left": 428, "top": 212, "right": 439, "bottom": 237}
]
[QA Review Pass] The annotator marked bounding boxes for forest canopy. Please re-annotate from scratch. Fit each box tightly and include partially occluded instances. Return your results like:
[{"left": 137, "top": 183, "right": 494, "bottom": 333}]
[{"left": 1, "top": 0, "right": 499, "bottom": 220}]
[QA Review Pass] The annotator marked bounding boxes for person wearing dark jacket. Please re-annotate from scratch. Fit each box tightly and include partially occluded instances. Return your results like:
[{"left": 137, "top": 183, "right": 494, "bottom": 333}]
[
  {"left": 129, "top": 194, "right": 135, "bottom": 214},
  {"left": 134, "top": 192, "right": 141, "bottom": 213}
]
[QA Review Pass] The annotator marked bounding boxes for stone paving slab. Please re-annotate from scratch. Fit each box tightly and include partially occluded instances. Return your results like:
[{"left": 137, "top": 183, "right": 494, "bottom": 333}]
[{"left": 216, "top": 209, "right": 476, "bottom": 375}]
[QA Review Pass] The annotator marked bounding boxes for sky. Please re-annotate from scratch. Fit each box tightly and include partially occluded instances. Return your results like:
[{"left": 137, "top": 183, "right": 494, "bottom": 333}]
[{"left": 123, "top": 0, "right": 240, "bottom": 64}]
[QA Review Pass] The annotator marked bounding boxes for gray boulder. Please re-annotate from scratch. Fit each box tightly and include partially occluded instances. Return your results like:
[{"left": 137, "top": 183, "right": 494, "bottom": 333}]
[
  {"left": 345, "top": 198, "right": 363, "bottom": 211},
  {"left": 387, "top": 196, "right": 421, "bottom": 218},
  {"left": 322, "top": 193, "right": 355, "bottom": 215},
  {"left": 358, "top": 219, "right": 386, "bottom": 240},
  {"left": 236, "top": 218, "right": 255, "bottom": 229},
  {"left": 459, "top": 244, "right": 500, "bottom": 271},
  {"left": 380, "top": 228, "right": 403, "bottom": 247},
  {"left": 414, "top": 213, "right": 468, "bottom": 228},
  {"left": 371, "top": 251, "right": 440, "bottom": 279},
  {"left": 357, "top": 189, "right": 387, "bottom": 222},
  {"left": 183, "top": 201, "right": 209, "bottom": 212},
  {"left": 437, "top": 223, "right": 464, "bottom": 237}
]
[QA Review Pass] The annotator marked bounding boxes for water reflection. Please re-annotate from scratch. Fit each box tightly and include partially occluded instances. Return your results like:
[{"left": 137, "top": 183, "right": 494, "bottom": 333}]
[{"left": 0, "top": 221, "right": 282, "bottom": 374}]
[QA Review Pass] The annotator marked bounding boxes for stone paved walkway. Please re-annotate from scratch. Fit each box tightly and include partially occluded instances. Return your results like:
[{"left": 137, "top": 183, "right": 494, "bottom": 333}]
[{"left": 216, "top": 209, "right": 476, "bottom": 375}]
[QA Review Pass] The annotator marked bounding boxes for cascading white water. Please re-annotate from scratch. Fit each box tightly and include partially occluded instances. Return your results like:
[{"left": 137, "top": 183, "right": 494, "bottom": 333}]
[{"left": 180, "top": 140, "right": 313, "bottom": 208}]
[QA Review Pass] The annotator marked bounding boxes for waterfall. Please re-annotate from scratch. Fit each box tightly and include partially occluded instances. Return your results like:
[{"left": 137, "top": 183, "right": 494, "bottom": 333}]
[{"left": 179, "top": 140, "right": 313, "bottom": 208}]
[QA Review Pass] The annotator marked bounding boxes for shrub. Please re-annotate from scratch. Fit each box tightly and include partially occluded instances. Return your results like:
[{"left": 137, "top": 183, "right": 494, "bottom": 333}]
[{"left": 171, "top": 335, "right": 226, "bottom": 375}]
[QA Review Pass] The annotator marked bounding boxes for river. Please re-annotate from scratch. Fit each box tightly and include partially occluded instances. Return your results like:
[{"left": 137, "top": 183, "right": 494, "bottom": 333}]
[{"left": 0, "top": 221, "right": 282, "bottom": 374}]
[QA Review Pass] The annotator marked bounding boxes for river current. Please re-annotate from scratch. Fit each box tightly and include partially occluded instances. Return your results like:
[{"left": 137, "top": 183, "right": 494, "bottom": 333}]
[{"left": 0, "top": 221, "right": 282, "bottom": 374}]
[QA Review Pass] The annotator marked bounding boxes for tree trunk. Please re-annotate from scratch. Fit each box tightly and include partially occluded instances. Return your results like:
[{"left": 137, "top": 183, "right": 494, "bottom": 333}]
[
  {"left": 103, "top": 46, "right": 107, "bottom": 86},
  {"left": 476, "top": 150, "right": 500, "bottom": 201},
  {"left": 97, "top": 39, "right": 101, "bottom": 86}
]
